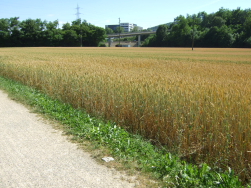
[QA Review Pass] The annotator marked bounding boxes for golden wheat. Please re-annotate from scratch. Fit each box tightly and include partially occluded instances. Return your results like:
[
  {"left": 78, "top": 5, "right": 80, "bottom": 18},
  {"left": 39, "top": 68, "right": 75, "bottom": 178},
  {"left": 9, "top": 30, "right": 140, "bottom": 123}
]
[{"left": 0, "top": 47, "right": 250, "bottom": 180}]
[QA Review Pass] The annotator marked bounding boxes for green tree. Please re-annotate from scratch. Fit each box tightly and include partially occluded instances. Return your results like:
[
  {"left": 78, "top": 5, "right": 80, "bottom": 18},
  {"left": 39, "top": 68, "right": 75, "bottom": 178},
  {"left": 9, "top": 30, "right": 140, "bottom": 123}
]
[
  {"left": 168, "top": 15, "right": 192, "bottom": 46},
  {"left": 215, "top": 7, "right": 232, "bottom": 25},
  {"left": 156, "top": 24, "right": 169, "bottom": 46},
  {"left": 141, "top": 34, "right": 157, "bottom": 47},
  {"left": 9, "top": 17, "right": 22, "bottom": 46},
  {"left": 62, "top": 30, "right": 79, "bottom": 46},
  {"left": 242, "top": 14, "right": 251, "bottom": 47},
  {"left": 203, "top": 25, "right": 234, "bottom": 47},
  {"left": 131, "top": 26, "right": 139, "bottom": 32},
  {"left": 244, "top": 15, "right": 251, "bottom": 37},
  {"left": 62, "top": 23, "right": 71, "bottom": 30},
  {"left": 115, "top": 26, "right": 124, "bottom": 33},
  {"left": 84, "top": 24, "right": 105, "bottom": 46},
  {"left": 0, "top": 18, "right": 10, "bottom": 46},
  {"left": 1, "top": 7, "right": 250, "bottom": 48},
  {"left": 230, "top": 7, "right": 246, "bottom": 25},
  {"left": 105, "top": 27, "right": 114, "bottom": 34},
  {"left": 44, "top": 20, "right": 63, "bottom": 46},
  {"left": 19, "top": 19, "right": 46, "bottom": 46},
  {"left": 212, "top": 16, "right": 226, "bottom": 27}
]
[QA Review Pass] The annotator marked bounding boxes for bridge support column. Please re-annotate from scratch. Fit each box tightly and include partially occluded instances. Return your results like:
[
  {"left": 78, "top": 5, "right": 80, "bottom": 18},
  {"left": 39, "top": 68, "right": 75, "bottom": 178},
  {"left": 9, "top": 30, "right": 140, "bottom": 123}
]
[
  {"left": 138, "top": 35, "right": 141, "bottom": 47},
  {"left": 108, "top": 38, "right": 112, "bottom": 47}
]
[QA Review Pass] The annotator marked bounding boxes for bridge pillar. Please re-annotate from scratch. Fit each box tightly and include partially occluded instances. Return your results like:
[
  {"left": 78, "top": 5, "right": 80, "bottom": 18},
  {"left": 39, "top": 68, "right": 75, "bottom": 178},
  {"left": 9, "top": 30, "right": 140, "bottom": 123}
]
[
  {"left": 108, "top": 38, "right": 112, "bottom": 47},
  {"left": 138, "top": 35, "right": 141, "bottom": 47}
]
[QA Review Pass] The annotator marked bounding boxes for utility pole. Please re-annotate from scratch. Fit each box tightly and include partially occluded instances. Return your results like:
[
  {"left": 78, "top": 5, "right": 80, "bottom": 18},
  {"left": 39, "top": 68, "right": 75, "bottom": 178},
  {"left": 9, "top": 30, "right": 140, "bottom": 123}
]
[
  {"left": 119, "top": 18, "right": 121, "bottom": 46},
  {"left": 192, "top": 15, "right": 195, "bottom": 51},
  {"left": 80, "top": 18, "right": 83, "bottom": 47}
]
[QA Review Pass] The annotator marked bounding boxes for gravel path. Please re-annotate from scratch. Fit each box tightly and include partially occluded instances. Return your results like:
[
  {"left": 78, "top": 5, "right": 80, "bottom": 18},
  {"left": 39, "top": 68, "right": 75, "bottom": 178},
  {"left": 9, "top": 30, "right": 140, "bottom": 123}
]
[{"left": 0, "top": 90, "right": 135, "bottom": 188}]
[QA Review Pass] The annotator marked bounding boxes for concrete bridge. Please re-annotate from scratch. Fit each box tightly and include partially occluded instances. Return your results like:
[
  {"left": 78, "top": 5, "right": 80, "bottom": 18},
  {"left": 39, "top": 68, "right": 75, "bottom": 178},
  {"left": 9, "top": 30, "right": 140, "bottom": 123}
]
[{"left": 106, "top": 31, "right": 156, "bottom": 47}]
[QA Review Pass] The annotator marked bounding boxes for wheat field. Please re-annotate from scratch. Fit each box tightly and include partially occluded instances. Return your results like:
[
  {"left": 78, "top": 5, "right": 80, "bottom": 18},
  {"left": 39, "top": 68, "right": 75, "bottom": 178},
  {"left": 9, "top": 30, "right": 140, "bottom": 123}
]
[{"left": 0, "top": 47, "right": 250, "bottom": 180}]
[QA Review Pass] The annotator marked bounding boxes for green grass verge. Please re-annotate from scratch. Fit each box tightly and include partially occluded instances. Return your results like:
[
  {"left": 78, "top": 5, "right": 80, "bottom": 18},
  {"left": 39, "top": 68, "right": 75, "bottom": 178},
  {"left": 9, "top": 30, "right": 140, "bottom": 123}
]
[{"left": 0, "top": 76, "right": 246, "bottom": 187}]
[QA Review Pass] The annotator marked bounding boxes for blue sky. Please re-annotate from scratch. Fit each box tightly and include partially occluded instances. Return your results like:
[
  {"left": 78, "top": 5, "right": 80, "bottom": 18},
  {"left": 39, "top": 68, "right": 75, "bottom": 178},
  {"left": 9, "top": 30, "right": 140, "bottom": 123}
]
[{"left": 0, "top": 0, "right": 250, "bottom": 29}]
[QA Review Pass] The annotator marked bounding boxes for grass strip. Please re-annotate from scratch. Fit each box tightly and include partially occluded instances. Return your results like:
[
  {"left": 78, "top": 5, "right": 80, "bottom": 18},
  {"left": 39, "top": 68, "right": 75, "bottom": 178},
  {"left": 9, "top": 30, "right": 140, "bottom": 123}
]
[{"left": 0, "top": 76, "right": 245, "bottom": 187}]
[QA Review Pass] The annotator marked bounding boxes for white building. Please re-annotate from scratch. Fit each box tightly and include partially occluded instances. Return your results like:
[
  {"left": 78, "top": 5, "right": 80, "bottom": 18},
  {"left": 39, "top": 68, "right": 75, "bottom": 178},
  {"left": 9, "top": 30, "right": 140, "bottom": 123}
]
[
  {"left": 120, "top": 23, "right": 134, "bottom": 32},
  {"left": 106, "top": 23, "right": 143, "bottom": 32}
]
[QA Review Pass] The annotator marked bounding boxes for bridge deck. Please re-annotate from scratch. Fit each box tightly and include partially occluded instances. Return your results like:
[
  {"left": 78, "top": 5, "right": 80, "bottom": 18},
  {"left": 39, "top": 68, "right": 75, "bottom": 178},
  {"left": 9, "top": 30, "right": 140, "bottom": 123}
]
[{"left": 107, "top": 31, "right": 156, "bottom": 38}]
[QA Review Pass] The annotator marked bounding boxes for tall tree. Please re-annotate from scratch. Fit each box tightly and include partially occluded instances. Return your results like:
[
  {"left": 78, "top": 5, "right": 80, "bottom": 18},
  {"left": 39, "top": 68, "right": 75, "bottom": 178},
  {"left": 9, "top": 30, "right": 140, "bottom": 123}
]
[
  {"left": 168, "top": 15, "right": 192, "bottom": 46},
  {"left": 115, "top": 26, "right": 124, "bottom": 33},
  {"left": 156, "top": 24, "right": 169, "bottom": 46},
  {"left": 143, "top": 7, "right": 251, "bottom": 48},
  {"left": 0, "top": 18, "right": 10, "bottom": 46},
  {"left": 19, "top": 19, "right": 46, "bottom": 46},
  {"left": 105, "top": 27, "right": 114, "bottom": 34}
]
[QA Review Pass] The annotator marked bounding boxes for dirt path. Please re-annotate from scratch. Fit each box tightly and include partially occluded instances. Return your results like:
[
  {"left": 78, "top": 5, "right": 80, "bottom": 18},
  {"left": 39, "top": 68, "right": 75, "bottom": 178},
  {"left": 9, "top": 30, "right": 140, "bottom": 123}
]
[{"left": 0, "top": 90, "right": 136, "bottom": 188}]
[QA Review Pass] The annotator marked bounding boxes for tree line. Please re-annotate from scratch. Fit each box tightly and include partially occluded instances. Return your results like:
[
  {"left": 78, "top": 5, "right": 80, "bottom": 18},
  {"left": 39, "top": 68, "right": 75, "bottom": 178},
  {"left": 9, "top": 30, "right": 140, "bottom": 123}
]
[
  {"left": 142, "top": 7, "right": 251, "bottom": 48},
  {"left": 1, "top": 7, "right": 251, "bottom": 48},
  {"left": 0, "top": 18, "right": 105, "bottom": 47}
]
